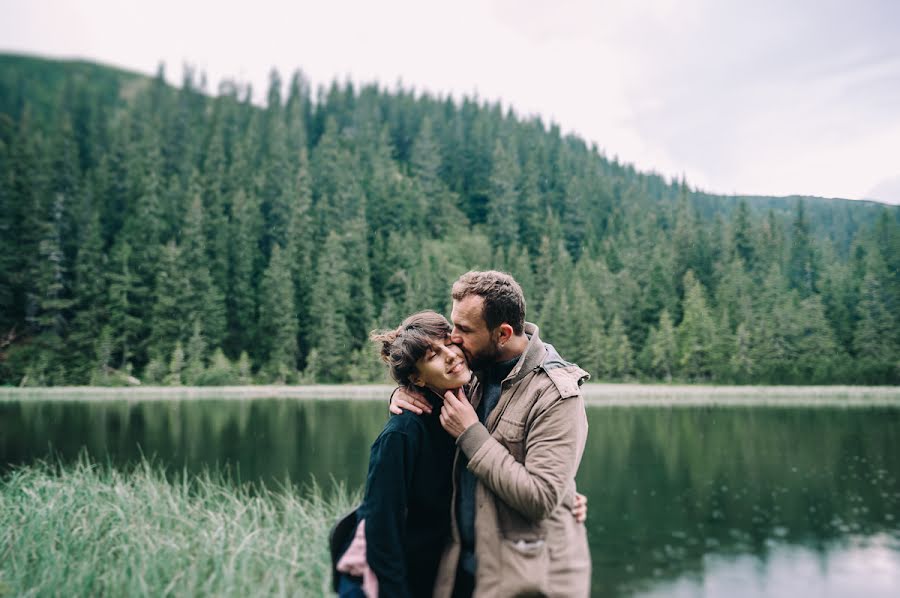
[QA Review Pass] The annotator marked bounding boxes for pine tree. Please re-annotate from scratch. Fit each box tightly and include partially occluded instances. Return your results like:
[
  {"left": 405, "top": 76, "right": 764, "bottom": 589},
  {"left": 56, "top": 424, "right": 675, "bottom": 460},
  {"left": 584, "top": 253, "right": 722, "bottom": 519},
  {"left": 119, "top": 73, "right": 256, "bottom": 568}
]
[
  {"left": 676, "top": 270, "right": 716, "bottom": 380},
  {"left": 181, "top": 191, "right": 226, "bottom": 349},
  {"left": 67, "top": 201, "right": 108, "bottom": 381},
  {"left": 411, "top": 117, "right": 464, "bottom": 237},
  {"left": 605, "top": 315, "right": 634, "bottom": 380},
  {"left": 227, "top": 188, "right": 261, "bottom": 355},
  {"left": 28, "top": 191, "right": 73, "bottom": 340},
  {"left": 853, "top": 261, "right": 897, "bottom": 360},
  {"left": 184, "top": 320, "right": 207, "bottom": 385},
  {"left": 648, "top": 309, "right": 677, "bottom": 381},
  {"left": 147, "top": 241, "right": 190, "bottom": 361},
  {"left": 732, "top": 199, "right": 755, "bottom": 269},
  {"left": 166, "top": 341, "right": 185, "bottom": 385},
  {"left": 259, "top": 244, "right": 299, "bottom": 379},
  {"left": 788, "top": 200, "right": 817, "bottom": 297},
  {"left": 308, "top": 232, "right": 353, "bottom": 382},
  {"left": 566, "top": 281, "right": 605, "bottom": 377},
  {"left": 343, "top": 218, "right": 375, "bottom": 349},
  {"left": 730, "top": 322, "right": 754, "bottom": 381},
  {"left": 106, "top": 241, "right": 145, "bottom": 371},
  {"left": 486, "top": 139, "right": 520, "bottom": 249}
]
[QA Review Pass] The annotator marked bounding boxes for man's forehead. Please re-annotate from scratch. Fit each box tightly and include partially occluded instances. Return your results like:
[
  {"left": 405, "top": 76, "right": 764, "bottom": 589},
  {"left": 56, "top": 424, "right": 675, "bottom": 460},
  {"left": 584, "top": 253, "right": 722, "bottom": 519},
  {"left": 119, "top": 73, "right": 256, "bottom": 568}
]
[{"left": 451, "top": 295, "right": 486, "bottom": 328}]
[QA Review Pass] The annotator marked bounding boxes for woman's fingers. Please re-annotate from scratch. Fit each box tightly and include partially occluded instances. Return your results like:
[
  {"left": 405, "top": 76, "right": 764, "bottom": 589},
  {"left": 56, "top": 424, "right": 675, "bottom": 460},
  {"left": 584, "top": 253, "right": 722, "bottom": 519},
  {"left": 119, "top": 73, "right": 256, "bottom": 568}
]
[{"left": 572, "top": 492, "right": 588, "bottom": 523}]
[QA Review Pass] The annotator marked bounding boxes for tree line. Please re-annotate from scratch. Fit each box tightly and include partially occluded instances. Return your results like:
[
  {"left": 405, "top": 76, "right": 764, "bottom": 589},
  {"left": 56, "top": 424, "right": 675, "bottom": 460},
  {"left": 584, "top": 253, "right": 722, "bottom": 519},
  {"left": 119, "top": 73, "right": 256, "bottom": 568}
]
[{"left": 1, "top": 54, "right": 898, "bottom": 386}]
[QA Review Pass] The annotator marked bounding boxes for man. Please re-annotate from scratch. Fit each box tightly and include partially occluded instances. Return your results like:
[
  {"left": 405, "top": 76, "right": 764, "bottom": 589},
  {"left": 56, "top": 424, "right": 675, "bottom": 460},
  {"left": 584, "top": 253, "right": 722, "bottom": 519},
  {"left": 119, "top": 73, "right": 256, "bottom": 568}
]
[{"left": 392, "top": 270, "right": 591, "bottom": 598}]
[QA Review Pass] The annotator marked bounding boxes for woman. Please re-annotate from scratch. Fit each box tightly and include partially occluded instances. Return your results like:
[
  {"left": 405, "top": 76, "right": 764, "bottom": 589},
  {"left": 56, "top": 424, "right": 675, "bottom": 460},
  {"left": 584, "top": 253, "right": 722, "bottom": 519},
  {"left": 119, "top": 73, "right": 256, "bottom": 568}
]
[{"left": 335, "top": 310, "right": 473, "bottom": 598}]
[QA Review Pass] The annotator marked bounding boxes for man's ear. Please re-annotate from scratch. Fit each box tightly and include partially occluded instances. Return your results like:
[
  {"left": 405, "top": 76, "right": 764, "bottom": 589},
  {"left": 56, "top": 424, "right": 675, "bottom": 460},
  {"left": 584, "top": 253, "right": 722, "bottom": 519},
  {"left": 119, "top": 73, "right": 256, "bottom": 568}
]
[{"left": 496, "top": 323, "right": 514, "bottom": 345}]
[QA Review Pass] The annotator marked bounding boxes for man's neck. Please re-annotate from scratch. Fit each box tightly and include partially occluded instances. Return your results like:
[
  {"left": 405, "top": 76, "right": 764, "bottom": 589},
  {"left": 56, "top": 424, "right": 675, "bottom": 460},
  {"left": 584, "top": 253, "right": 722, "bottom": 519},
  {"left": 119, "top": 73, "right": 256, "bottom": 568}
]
[{"left": 495, "top": 333, "right": 528, "bottom": 363}]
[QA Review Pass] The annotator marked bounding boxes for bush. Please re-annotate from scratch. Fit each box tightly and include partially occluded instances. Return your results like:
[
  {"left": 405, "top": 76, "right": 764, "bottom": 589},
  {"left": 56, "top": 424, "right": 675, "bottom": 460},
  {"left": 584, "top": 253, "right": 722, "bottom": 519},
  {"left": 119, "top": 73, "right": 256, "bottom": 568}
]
[{"left": 194, "top": 349, "right": 239, "bottom": 386}]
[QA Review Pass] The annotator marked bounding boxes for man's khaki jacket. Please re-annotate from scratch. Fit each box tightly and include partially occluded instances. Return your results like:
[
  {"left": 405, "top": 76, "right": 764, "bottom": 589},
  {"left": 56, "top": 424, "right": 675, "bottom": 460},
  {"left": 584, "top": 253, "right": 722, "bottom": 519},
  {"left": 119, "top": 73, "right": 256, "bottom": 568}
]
[{"left": 433, "top": 322, "right": 591, "bottom": 598}]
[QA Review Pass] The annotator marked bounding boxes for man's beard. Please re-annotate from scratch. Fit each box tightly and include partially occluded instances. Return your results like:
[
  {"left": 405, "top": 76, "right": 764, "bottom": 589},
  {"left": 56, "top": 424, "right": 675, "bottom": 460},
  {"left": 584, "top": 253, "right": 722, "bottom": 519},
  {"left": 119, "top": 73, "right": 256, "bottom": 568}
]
[{"left": 466, "top": 341, "right": 502, "bottom": 372}]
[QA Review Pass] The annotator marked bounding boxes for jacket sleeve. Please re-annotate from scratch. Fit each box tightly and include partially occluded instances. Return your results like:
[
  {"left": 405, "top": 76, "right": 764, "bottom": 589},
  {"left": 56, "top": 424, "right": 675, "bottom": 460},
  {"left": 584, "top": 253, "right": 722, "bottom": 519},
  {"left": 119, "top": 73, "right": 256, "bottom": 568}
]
[
  {"left": 361, "top": 429, "right": 417, "bottom": 598},
  {"left": 456, "top": 393, "right": 587, "bottom": 522}
]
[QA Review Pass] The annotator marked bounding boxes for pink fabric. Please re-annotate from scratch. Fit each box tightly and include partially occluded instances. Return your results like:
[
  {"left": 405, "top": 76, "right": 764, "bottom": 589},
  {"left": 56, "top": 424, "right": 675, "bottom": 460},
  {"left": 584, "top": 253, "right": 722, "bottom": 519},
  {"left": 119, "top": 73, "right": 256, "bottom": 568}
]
[{"left": 336, "top": 518, "right": 379, "bottom": 598}]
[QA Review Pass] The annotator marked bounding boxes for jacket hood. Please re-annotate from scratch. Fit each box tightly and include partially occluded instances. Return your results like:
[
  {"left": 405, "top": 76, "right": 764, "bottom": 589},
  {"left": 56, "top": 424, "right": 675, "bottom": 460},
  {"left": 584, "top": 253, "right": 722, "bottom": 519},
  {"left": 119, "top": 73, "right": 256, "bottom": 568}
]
[{"left": 503, "top": 322, "right": 590, "bottom": 388}]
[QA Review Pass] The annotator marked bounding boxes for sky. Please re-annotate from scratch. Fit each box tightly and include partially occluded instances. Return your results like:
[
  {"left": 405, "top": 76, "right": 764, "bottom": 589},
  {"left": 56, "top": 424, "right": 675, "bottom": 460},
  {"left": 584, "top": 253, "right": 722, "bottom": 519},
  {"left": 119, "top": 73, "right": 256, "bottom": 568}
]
[{"left": 3, "top": 0, "right": 900, "bottom": 204}]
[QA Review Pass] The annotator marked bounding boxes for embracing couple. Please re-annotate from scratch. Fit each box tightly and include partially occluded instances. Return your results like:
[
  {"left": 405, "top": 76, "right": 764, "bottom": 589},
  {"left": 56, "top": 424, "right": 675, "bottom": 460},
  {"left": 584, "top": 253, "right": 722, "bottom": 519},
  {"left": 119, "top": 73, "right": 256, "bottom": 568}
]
[{"left": 332, "top": 271, "right": 591, "bottom": 597}]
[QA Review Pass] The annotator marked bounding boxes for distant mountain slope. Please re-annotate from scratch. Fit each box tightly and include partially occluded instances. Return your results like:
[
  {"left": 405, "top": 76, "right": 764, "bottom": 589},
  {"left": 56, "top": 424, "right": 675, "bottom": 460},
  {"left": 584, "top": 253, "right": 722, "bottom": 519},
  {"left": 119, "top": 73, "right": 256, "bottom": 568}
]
[{"left": 1, "top": 53, "right": 897, "bottom": 386}]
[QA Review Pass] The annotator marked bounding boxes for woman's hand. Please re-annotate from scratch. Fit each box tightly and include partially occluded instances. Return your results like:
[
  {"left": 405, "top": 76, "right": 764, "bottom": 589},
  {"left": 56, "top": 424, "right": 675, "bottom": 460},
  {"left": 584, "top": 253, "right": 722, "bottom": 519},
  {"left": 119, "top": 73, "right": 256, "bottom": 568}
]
[
  {"left": 440, "top": 387, "right": 479, "bottom": 438},
  {"left": 571, "top": 492, "right": 588, "bottom": 524},
  {"left": 389, "top": 386, "right": 432, "bottom": 415}
]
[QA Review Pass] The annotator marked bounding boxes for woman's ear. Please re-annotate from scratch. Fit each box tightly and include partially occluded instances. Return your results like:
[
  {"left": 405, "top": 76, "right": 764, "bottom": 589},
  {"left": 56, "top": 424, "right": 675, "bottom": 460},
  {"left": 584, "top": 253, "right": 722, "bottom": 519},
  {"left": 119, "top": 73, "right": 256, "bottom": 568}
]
[{"left": 409, "top": 374, "right": 425, "bottom": 388}]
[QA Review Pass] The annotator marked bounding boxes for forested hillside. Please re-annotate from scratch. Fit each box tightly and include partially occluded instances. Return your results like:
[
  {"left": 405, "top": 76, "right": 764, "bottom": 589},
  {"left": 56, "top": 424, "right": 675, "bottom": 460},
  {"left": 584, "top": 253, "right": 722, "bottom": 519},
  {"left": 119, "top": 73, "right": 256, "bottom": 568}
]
[{"left": 1, "top": 54, "right": 898, "bottom": 385}]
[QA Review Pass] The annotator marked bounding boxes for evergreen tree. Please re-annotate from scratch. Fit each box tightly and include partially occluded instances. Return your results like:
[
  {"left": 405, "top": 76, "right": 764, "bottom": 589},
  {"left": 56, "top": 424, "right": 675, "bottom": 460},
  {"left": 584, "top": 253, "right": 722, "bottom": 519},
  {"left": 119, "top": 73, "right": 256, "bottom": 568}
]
[
  {"left": 647, "top": 309, "right": 677, "bottom": 381},
  {"left": 853, "top": 257, "right": 897, "bottom": 361},
  {"left": 676, "top": 270, "right": 716, "bottom": 380},
  {"left": 308, "top": 232, "right": 353, "bottom": 382},
  {"left": 486, "top": 139, "right": 520, "bottom": 248},
  {"left": 732, "top": 199, "right": 755, "bottom": 269},
  {"left": 106, "top": 241, "right": 145, "bottom": 371},
  {"left": 184, "top": 320, "right": 207, "bottom": 385},
  {"left": 147, "top": 241, "right": 191, "bottom": 361},
  {"left": 605, "top": 315, "right": 634, "bottom": 380},
  {"left": 259, "top": 244, "right": 299, "bottom": 379},
  {"left": 1, "top": 56, "right": 898, "bottom": 385},
  {"left": 67, "top": 201, "right": 108, "bottom": 380},
  {"left": 227, "top": 188, "right": 261, "bottom": 355},
  {"left": 788, "top": 200, "right": 817, "bottom": 297},
  {"left": 181, "top": 191, "right": 226, "bottom": 349}
]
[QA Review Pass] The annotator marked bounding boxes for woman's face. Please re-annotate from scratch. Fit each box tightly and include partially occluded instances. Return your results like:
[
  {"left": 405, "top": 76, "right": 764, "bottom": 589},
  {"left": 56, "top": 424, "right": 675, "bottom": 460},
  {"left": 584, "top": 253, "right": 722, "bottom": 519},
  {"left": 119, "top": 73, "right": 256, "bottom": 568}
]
[{"left": 412, "top": 336, "right": 472, "bottom": 392}]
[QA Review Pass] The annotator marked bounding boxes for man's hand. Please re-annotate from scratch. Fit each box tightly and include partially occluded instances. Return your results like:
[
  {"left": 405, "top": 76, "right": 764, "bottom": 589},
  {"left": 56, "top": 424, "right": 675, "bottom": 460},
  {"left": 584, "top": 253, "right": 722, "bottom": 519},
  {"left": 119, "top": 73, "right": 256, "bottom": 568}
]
[
  {"left": 571, "top": 492, "right": 588, "bottom": 524},
  {"left": 389, "top": 386, "right": 432, "bottom": 415},
  {"left": 440, "top": 387, "right": 479, "bottom": 438}
]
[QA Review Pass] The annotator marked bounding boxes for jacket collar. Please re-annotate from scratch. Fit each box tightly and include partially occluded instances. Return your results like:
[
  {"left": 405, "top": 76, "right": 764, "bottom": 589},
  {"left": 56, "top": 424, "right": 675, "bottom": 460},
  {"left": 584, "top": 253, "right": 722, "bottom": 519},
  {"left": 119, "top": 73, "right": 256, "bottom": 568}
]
[{"left": 503, "top": 322, "right": 546, "bottom": 385}]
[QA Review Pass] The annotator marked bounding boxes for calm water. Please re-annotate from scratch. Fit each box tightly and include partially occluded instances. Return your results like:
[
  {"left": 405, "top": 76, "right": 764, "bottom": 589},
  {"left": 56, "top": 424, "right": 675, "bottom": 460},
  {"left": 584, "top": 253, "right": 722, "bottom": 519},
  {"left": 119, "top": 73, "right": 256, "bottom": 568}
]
[{"left": 2, "top": 398, "right": 899, "bottom": 597}]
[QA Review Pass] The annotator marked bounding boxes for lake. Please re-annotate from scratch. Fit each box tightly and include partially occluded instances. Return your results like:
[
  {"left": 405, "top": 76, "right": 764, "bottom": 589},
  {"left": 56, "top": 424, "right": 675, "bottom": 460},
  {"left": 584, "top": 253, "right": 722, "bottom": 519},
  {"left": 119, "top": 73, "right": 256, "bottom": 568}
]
[{"left": 2, "top": 393, "right": 899, "bottom": 597}]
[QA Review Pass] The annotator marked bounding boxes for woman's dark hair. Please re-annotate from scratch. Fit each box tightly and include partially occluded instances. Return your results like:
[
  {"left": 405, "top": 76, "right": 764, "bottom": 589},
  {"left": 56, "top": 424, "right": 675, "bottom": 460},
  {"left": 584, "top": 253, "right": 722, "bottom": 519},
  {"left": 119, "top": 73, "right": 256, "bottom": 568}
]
[{"left": 370, "top": 311, "right": 452, "bottom": 385}]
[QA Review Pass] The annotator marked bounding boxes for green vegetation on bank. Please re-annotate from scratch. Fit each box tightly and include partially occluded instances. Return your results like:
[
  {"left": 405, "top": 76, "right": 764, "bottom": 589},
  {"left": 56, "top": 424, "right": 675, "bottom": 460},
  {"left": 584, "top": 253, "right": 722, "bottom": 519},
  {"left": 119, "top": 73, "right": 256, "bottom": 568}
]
[
  {"left": 1, "top": 53, "right": 898, "bottom": 387},
  {"left": 0, "top": 457, "right": 358, "bottom": 597}
]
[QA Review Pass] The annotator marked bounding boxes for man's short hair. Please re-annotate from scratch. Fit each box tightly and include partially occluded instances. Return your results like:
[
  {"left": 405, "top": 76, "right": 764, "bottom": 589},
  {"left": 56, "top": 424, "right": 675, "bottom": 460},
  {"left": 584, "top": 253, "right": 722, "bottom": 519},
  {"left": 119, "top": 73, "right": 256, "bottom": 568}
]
[{"left": 451, "top": 270, "right": 526, "bottom": 335}]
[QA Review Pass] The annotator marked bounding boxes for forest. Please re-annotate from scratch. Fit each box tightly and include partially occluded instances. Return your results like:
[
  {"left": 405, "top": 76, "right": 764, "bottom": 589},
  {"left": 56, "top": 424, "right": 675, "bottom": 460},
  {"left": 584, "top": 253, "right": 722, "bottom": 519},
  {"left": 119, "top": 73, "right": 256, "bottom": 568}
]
[{"left": 1, "top": 53, "right": 898, "bottom": 386}]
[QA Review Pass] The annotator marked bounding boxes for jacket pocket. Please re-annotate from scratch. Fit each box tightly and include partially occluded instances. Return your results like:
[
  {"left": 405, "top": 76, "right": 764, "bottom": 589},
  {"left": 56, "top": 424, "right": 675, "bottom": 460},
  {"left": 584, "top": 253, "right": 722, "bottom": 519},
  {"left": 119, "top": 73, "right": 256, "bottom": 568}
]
[
  {"left": 496, "top": 416, "right": 526, "bottom": 461},
  {"left": 500, "top": 537, "right": 550, "bottom": 596}
]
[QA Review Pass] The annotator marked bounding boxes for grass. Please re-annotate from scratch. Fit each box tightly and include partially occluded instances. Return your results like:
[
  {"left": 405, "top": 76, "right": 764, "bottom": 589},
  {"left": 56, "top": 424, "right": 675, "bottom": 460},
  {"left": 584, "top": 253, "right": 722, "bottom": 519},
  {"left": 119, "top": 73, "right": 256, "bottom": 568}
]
[{"left": 0, "top": 457, "right": 360, "bottom": 597}]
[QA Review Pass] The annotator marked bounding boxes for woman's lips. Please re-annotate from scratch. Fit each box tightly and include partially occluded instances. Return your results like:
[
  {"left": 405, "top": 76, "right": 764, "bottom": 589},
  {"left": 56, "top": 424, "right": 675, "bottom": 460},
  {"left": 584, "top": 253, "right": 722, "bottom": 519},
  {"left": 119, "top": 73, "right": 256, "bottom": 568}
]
[{"left": 448, "top": 361, "right": 464, "bottom": 375}]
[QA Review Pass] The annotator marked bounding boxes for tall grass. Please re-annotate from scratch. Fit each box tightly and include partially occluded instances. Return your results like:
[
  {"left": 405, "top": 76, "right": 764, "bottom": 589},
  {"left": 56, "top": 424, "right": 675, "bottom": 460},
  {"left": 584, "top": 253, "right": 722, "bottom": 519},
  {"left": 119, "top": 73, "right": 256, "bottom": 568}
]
[{"left": 0, "top": 457, "right": 360, "bottom": 597}]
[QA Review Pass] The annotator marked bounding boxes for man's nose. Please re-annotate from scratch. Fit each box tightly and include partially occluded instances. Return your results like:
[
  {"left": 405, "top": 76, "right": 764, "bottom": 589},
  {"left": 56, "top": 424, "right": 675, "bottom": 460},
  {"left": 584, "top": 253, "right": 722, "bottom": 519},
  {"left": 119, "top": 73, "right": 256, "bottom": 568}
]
[{"left": 450, "top": 329, "right": 462, "bottom": 344}]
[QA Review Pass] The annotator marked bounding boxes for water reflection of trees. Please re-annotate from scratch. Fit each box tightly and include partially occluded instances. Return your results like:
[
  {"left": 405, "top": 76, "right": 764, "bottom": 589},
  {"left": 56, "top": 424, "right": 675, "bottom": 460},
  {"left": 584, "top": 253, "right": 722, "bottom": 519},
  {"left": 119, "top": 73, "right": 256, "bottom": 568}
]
[
  {"left": 3, "top": 401, "right": 898, "bottom": 598},
  {"left": 578, "top": 407, "right": 900, "bottom": 596},
  {"left": 1, "top": 399, "right": 388, "bottom": 492}
]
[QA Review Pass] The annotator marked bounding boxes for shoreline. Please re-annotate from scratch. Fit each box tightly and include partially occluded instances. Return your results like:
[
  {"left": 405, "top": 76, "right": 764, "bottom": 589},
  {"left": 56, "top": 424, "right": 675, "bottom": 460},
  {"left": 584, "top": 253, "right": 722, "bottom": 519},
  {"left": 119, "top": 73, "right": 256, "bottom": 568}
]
[{"left": 2, "top": 383, "right": 900, "bottom": 406}]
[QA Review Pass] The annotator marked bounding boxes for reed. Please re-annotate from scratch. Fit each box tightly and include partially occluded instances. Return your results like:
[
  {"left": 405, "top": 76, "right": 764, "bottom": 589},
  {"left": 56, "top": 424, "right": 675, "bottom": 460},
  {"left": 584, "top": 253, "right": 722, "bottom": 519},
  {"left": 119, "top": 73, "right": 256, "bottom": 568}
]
[{"left": 0, "top": 457, "right": 359, "bottom": 597}]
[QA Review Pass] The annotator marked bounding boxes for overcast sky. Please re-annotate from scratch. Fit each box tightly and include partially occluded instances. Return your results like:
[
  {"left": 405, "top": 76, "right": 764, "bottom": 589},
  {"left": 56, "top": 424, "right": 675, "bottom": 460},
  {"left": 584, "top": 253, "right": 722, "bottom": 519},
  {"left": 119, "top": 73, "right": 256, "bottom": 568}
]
[{"left": 3, "top": 0, "right": 900, "bottom": 203}]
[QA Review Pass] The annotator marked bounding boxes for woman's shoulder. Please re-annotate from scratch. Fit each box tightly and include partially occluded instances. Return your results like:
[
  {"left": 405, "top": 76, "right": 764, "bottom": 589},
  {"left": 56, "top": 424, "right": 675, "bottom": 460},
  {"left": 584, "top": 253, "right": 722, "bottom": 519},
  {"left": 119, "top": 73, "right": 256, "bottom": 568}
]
[{"left": 378, "top": 410, "right": 428, "bottom": 440}]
